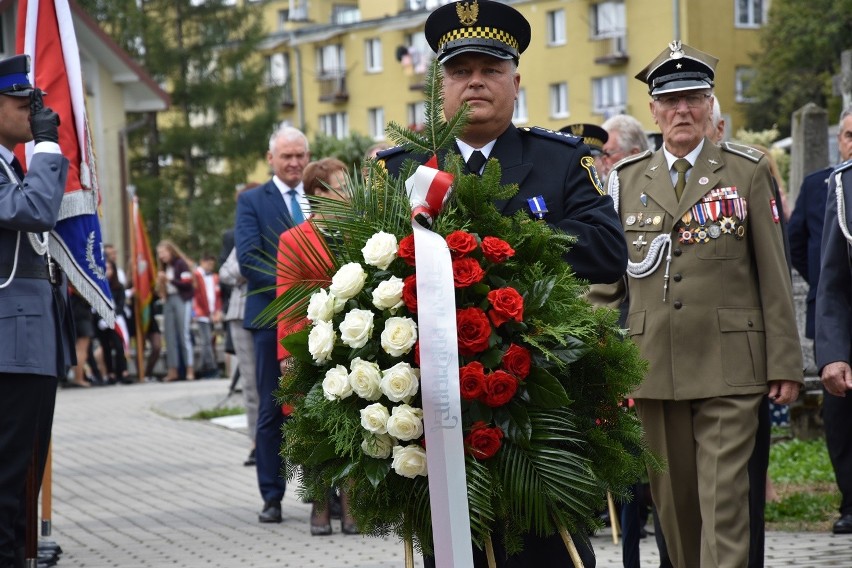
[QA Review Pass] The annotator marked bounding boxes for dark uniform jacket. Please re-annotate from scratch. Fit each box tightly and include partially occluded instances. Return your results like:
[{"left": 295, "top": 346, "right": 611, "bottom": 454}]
[
  {"left": 0, "top": 151, "right": 72, "bottom": 377},
  {"left": 788, "top": 166, "right": 833, "bottom": 339},
  {"left": 609, "top": 139, "right": 803, "bottom": 400},
  {"left": 379, "top": 124, "right": 627, "bottom": 285},
  {"left": 815, "top": 160, "right": 852, "bottom": 370}
]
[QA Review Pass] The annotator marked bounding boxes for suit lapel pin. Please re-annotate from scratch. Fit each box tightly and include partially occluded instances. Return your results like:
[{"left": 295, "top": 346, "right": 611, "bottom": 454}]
[
  {"left": 699, "top": 176, "right": 709, "bottom": 185},
  {"left": 640, "top": 193, "right": 648, "bottom": 207}
]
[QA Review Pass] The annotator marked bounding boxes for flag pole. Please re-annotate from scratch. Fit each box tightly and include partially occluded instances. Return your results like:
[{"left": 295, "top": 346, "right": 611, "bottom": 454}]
[{"left": 130, "top": 194, "right": 146, "bottom": 382}]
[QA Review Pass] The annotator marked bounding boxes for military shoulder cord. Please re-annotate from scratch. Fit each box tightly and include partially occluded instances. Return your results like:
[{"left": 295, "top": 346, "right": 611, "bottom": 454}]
[
  {"left": 835, "top": 171, "right": 852, "bottom": 244},
  {"left": 609, "top": 169, "right": 674, "bottom": 302},
  {"left": 0, "top": 157, "right": 50, "bottom": 289}
]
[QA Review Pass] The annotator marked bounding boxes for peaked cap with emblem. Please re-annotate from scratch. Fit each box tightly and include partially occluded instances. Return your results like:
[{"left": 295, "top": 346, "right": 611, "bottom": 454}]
[
  {"left": 559, "top": 123, "right": 608, "bottom": 155},
  {"left": 0, "top": 54, "right": 36, "bottom": 98},
  {"left": 636, "top": 41, "right": 718, "bottom": 96},
  {"left": 425, "top": 0, "right": 531, "bottom": 64}
]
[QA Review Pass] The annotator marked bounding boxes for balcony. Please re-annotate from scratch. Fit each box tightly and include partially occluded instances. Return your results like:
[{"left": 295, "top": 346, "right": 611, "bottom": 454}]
[
  {"left": 318, "top": 70, "right": 348, "bottom": 103},
  {"left": 594, "top": 35, "right": 629, "bottom": 66}
]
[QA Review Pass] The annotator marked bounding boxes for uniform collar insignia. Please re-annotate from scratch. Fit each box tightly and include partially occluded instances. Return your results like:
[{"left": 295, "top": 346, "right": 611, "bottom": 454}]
[{"left": 708, "top": 159, "right": 718, "bottom": 165}]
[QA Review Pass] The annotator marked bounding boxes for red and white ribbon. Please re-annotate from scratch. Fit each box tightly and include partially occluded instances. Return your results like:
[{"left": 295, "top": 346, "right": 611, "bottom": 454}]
[{"left": 408, "top": 163, "right": 473, "bottom": 567}]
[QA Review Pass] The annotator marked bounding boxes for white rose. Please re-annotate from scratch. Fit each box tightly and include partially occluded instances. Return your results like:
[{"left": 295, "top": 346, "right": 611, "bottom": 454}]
[
  {"left": 308, "top": 320, "right": 336, "bottom": 363},
  {"left": 386, "top": 404, "right": 424, "bottom": 441},
  {"left": 349, "top": 358, "right": 383, "bottom": 401},
  {"left": 360, "top": 402, "right": 390, "bottom": 434},
  {"left": 381, "top": 317, "right": 418, "bottom": 357},
  {"left": 362, "top": 231, "right": 399, "bottom": 270},
  {"left": 371, "top": 276, "right": 405, "bottom": 311},
  {"left": 339, "top": 308, "right": 375, "bottom": 349},
  {"left": 361, "top": 433, "right": 396, "bottom": 459},
  {"left": 306, "top": 288, "right": 336, "bottom": 323},
  {"left": 380, "top": 362, "right": 420, "bottom": 403},
  {"left": 332, "top": 294, "right": 347, "bottom": 314},
  {"left": 329, "top": 262, "right": 367, "bottom": 301},
  {"left": 392, "top": 444, "right": 428, "bottom": 478},
  {"left": 322, "top": 365, "right": 352, "bottom": 400}
]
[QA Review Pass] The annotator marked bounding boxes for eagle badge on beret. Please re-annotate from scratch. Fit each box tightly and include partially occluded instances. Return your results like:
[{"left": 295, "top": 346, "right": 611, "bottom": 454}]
[{"left": 457, "top": 0, "right": 479, "bottom": 26}]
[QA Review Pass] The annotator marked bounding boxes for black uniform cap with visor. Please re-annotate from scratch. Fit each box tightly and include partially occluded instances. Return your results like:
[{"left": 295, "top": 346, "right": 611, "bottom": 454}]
[
  {"left": 559, "top": 123, "right": 609, "bottom": 156},
  {"left": 636, "top": 40, "right": 718, "bottom": 96},
  {"left": 0, "top": 54, "right": 38, "bottom": 98},
  {"left": 425, "top": 0, "right": 531, "bottom": 65}
]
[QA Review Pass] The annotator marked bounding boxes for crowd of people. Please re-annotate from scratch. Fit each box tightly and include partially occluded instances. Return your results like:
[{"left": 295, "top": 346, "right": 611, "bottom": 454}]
[{"left": 4, "top": 0, "right": 852, "bottom": 567}]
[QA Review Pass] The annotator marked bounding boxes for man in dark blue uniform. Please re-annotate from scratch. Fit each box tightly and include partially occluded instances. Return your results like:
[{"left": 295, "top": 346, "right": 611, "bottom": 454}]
[
  {"left": 380, "top": 2, "right": 627, "bottom": 566},
  {"left": 0, "top": 54, "right": 71, "bottom": 568},
  {"left": 379, "top": 0, "right": 626, "bottom": 288},
  {"left": 811, "top": 107, "right": 852, "bottom": 535}
]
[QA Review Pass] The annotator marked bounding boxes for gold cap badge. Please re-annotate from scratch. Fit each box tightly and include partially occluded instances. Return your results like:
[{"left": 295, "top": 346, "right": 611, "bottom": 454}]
[{"left": 457, "top": 0, "right": 479, "bottom": 26}]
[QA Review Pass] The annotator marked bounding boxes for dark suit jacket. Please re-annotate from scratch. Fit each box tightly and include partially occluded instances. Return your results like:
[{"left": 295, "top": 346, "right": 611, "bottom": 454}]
[
  {"left": 0, "top": 151, "right": 72, "bottom": 376},
  {"left": 234, "top": 180, "right": 297, "bottom": 329},
  {"left": 815, "top": 162, "right": 852, "bottom": 370},
  {"left": 788, "top": 166, "right": 833, "bottom": 339},
  {"left": 379, "top": 125, "right": 627, "bottom": 284}
]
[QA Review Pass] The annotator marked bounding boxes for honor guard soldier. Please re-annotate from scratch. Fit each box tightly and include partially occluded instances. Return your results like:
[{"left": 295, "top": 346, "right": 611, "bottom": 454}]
[
  {"left": 815, "top": 153, "right": 852, "bottom": 535},
  {"left": 379, "top": 0, "right": 626, "bottom": 288},
  {"left": 606, "top": 41, "right": 803, "bottom": 567},
  {"left": 0, "top": 54, "right": 72, "bottom": 568}
]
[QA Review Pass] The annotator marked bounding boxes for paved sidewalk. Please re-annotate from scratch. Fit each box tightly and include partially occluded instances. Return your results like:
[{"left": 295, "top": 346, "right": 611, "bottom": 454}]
[{"left": 47, "top": 379, "right": 852, "bottom": 567}]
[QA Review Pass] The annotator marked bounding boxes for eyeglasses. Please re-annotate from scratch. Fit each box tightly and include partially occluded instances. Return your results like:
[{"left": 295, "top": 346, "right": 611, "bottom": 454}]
[{"left": 654, "top": 93, "right": 711, "bottom": 110}]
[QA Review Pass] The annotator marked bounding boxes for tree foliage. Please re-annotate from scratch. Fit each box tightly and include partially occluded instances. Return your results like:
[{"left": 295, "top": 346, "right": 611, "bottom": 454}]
[
  {"left": 78, "top": 0, "right": 281, "bottom": 258},
  {"left": 745, "top": 0, "right": 852, "bottom": 134}
]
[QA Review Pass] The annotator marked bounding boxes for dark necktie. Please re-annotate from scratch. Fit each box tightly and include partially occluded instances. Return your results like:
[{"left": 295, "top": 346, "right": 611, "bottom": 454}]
[
  {"left": 466, "top": 150, "right": 487, "bottom": 175},
  {"left": 673, "top": 158, "right": 692, "bottom": 201},
  {"left": 286, "top": 189, "right": 305, "bottom": 224},
  {"left": 10, "top": 156, "right": 24, "bottom": 180}
]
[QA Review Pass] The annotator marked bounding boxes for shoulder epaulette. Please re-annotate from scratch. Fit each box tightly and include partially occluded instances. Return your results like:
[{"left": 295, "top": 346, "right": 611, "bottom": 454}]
[
  {"left": 613, "top": 149, "right": 653, "bottom": 171},
  {"left": 834, "top": 158, "right": 852, "bottom": 174},
  {"left": 520, "top": 126, "right": 581, "bottom": 147},
  {"left": 721, "top": 142, "right": 763, "bottom": 163},
  {"left": 375, "top": 146, "right": 406, "bottom": 161}
]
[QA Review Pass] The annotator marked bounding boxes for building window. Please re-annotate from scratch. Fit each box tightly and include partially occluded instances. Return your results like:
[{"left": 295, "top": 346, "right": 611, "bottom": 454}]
[
  {"left": 317, "top": 44, "right": 345, "bottom": 76},
  {"left": 332, "top": 4, "right": 360, "bottom": 24},
  {"left": 546, "top": 10, "right": 566, "bottom": 46},
  {"left": 319, "top": 112, "right": 349, "bottom": 139},
  {"left": 735, "top": 67, "right": 757, "bottom": 102},
  {"left": 405, "top": 31, "right": 433, "bottom": 74},
  {"left": 407, "top": 0, "right": 448, "bottom": 10},
  {"left": 735, "top": 0, "right": 765, "bottom": 28},
  {"left": 407, "top": 101, "right": 426, "bottom": 132},
  {"left": 265, "top": 53, "right": 289, "bottom": 86},
  {"left": 513, "top": 87, "right": 528, "bottom": 123},
  {"left": 592, "top": 74, "right": 627, "bottom": 116},
  {"left": 550, "top": 83, "right": 569, "bottom": 119},
  {"left": 289, "top": 0, "right": 309, "bottom": 21},
  {"left": 365, "top": 38, "right": 382, "bottom": 73},
  {"left": 277, "top": 10, "right": 289, "bottom": 31},
  {"left": 591, "top": 1, "right": 625, "bottom": 38},
  {"left": 368, "top": 107, "right": 385, "bottom": 140}
]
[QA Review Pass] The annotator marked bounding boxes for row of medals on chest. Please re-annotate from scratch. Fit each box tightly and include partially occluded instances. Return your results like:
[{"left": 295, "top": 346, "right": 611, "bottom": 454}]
[{"left": 627, "top": 209, "right": 747, "bottom": 251}]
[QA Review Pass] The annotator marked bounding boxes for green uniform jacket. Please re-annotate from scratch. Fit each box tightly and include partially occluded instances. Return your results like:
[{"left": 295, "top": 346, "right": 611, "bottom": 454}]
[{"left": 610, "top": 139, "right": 803, "bottom": 400}]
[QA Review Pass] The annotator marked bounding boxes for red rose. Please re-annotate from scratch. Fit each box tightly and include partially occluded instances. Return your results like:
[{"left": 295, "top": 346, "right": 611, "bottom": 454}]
[
  {"left": 502, "top": 344, "right": 531, "bottom": 380},
  {"left": 487, "top": 287, "right": 524, "bottom": 327},
  {"left": 459, "top": 361, "right": 487, "bottom": 400},
  {"left": 456, "top": 307, "right": 492, "bottom": 356},
  {"left": 465, "top": 421, "right": 504, "bottom": 459},
  {"left": 445, "top": 230, "right": 478, "bottom": 259},
  {"left": 452, "top": 257, "right": 485, "bottom": 288},
  {"left": 414, "top": 340, "right": 420, "bottom": 366},
  {"left": 402, "top": 274, "right": 418, "bottom": 313},
  {"left": 481, "top": 236, "right": 515, "bottom": 263},
  {"left": 398, "top": 234, "right": 416, "bottom": 266},
  {"left": 484, "top": 370, "right": 519, "bottom": 407}
]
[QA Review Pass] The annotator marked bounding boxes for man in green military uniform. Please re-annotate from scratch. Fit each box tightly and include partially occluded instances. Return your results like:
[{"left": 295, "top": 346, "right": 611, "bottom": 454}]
[{"left": 607, "top": 42, "right": 802, "bottom": 567}]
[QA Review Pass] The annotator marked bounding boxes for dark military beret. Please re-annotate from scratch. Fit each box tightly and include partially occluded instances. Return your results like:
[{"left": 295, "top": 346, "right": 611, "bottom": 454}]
[
  {"left": 636, "top": 41, "right": 718, "bottom": 96},
  {"left": 559, "top": 123, "right": 609, "bottom": 155},
  {"left": 0, "top": 54, "right": 35, "bottom": 98},
  {"left": 425, "top": 0, "right": 531, "bottom": 64}
]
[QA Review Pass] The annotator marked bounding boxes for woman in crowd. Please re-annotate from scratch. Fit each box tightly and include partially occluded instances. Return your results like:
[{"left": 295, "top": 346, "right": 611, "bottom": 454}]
[{"left": 156, "top": 240, "right": 196, "bottom": 382}]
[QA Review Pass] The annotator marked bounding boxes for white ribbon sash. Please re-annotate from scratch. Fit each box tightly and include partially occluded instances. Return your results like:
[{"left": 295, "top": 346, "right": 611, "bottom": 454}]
[{"left": 407, "top": 164, "right": 473, "bottom": 567}]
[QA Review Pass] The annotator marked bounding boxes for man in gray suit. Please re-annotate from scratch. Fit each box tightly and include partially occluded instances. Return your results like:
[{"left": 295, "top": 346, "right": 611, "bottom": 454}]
[
  {"left": 0, "top": 54, "right": 71, "bottom": 568},
  {"left": 815, "top": 154, "right": 852, "bottom": 535}
]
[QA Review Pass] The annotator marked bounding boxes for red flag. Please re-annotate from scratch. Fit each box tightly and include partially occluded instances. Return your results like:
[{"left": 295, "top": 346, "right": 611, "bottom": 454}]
[
  {"left": 16, "top": 0, "right": 114, "bottom": 324},
  {"left": 131, "top": 196, "right": 157, "bottom": 334}
]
